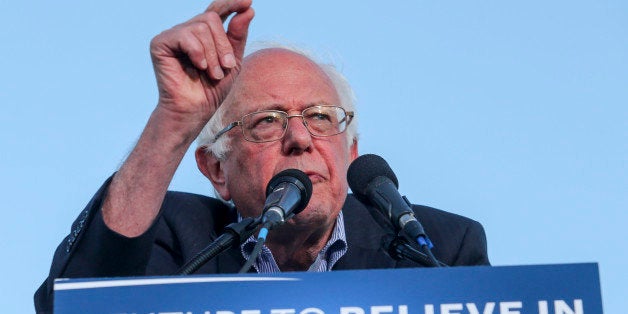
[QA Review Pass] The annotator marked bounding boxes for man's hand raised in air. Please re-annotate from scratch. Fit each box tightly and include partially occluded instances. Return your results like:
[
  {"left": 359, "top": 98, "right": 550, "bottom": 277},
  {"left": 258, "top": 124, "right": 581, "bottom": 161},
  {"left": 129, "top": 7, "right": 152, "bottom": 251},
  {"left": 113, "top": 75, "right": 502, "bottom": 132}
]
[{"left": 102, "top": 0, "right": 254, "bottom": 237}]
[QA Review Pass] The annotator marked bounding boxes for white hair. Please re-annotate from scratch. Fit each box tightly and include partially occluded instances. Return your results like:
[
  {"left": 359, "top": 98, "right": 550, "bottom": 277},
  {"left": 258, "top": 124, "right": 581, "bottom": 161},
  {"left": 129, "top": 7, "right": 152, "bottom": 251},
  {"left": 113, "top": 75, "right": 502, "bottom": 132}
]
[{"left": 196, "top": 42, "right": 359, "bottom": 160}]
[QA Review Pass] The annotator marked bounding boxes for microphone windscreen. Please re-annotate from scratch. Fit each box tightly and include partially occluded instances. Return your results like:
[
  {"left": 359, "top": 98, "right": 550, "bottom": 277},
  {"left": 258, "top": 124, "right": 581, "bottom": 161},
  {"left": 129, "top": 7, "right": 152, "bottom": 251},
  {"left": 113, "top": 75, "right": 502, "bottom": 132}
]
[
  {"left": 347, "top": 154, "right": 399, "bottom": 197},
  {"left": 266, "top": 168, "right": 313, "bottom": 214}
]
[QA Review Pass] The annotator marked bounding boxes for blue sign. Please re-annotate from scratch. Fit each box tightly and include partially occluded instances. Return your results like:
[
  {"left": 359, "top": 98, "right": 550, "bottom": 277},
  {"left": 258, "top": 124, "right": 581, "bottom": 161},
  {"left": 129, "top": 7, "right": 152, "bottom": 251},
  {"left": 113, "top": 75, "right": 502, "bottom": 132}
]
[{"left": 54, "top": 263, "right": 602, "bottom": 314}]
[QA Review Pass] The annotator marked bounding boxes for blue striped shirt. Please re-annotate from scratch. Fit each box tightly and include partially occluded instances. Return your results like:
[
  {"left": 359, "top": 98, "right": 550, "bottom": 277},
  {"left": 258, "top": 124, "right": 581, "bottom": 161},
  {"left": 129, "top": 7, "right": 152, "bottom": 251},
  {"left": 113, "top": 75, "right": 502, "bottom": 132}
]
[{"left": 241, "top": 212, "right": 348, "bottom": 272}]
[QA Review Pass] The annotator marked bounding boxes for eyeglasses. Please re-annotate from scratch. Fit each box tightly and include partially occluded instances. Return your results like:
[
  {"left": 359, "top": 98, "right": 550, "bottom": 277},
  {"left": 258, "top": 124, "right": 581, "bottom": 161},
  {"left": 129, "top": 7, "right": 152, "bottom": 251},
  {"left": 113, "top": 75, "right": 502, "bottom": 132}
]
[{"left": 213, "top": 105, "right": 354, "bottom": 143}]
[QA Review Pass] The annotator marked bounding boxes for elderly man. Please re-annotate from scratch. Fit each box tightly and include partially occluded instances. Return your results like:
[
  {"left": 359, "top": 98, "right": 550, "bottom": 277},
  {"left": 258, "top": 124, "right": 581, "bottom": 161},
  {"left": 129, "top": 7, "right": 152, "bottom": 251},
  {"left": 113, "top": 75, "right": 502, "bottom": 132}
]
[{"left": 35, "top": 0, "right": 489, "bottom": 312}]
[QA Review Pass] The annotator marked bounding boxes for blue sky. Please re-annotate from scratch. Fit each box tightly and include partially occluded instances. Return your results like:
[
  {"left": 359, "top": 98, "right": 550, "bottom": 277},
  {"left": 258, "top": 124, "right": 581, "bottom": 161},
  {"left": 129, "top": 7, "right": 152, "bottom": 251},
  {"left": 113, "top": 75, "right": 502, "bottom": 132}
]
[{"left": 1, "top": 0, "right": 626, "bottom": 312}]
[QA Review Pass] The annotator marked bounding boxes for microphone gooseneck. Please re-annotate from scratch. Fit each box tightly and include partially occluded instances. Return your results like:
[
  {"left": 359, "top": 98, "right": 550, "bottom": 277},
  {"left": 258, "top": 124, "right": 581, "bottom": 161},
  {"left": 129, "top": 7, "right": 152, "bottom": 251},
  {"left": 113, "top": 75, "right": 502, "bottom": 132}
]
[{"left": 175, "top": 217, "right": 260, "bottom": 275}]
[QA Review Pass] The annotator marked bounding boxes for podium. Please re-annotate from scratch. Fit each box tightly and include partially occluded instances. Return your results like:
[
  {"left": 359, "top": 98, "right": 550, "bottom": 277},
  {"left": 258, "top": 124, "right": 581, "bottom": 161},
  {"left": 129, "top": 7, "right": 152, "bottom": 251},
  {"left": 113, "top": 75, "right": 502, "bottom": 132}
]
[{"left": 54, "top": 263, "right": 603, "bottom": 314}]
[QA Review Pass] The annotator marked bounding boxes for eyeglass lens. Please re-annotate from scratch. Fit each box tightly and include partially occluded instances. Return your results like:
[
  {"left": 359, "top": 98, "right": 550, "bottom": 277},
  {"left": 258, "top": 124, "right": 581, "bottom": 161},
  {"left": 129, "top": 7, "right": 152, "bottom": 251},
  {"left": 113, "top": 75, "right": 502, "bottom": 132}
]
[{"left": 241, "top": 106, "right": 348, "bottom": 142}]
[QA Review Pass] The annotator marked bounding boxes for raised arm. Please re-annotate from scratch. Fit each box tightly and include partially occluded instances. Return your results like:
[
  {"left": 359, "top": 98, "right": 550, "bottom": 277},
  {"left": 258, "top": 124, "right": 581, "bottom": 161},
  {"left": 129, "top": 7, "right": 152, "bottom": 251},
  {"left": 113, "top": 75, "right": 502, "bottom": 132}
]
[{"left": 102, "top": 0, "right": 254, "bottom": 237}]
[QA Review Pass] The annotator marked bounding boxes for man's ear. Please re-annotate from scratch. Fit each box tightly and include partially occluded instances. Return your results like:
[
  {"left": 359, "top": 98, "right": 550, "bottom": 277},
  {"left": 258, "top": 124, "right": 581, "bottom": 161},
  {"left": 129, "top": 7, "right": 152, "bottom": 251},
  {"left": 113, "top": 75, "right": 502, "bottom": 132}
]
[
  {"left": 195, "top": 146, "right": 231, "bottom": 201},
  {"left": 349, "top": 138, "right": 359, "bottom": 162}
]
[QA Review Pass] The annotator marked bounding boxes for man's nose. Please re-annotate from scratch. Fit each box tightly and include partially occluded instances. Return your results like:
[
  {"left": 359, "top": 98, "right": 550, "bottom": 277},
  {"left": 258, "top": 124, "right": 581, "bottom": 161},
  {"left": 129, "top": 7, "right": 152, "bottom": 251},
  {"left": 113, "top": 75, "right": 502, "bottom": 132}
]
[{"left": 281, "top": 116, "right": 313, "bottom": 155}]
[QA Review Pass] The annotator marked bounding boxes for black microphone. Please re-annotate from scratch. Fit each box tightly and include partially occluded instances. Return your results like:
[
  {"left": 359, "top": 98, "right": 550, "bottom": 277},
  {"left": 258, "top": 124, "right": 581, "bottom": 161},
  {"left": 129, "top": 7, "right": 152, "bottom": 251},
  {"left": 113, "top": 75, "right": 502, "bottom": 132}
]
[
  {"left": 238, "top": 169, "right": 313, "bottom": 273},
  {"left": 261, "top": 169, "right": 313, "bottom": 229},
  {"left": 347, "top": 154, "right": 430, "bottom": 245}
]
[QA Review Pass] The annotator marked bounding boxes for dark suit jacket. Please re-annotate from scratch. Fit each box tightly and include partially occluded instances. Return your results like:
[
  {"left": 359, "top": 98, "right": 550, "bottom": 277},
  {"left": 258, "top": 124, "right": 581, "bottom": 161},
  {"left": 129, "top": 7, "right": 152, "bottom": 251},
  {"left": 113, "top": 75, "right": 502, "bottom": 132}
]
[{"left": 35, "top": 177, "right": 489, "bottom": 313}]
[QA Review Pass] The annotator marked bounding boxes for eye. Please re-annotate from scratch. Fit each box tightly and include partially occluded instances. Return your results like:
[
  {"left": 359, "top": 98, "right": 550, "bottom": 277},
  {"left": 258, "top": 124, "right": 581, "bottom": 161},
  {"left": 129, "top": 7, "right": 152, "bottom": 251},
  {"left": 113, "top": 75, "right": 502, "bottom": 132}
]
[
  {"left": 250, "top": 112, "right": 284, "bottom": 128},
  {"left": 260, "top": 115, "right": 278, "bottom": 124},
  {"left": 307, "top": 111, "right": 332, "bottom": 122}
]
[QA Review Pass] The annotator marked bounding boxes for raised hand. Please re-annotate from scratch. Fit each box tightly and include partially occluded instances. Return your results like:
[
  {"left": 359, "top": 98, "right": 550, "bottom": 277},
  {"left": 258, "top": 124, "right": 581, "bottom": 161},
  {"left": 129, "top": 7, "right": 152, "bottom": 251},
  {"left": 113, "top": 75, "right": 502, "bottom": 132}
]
[
  {"left": 150, "top": 0, "right": 254, "bottom": 130},
  {"left": 102, "top": 0, "right": 254, "bottom": 237}
]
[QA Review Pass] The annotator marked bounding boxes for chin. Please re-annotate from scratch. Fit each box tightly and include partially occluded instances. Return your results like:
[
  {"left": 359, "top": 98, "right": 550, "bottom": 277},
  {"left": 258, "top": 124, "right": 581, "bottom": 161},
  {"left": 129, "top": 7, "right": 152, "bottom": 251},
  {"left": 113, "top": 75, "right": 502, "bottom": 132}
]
[{"left": 291, "top": 204, "right": 338, "bottom": 227}]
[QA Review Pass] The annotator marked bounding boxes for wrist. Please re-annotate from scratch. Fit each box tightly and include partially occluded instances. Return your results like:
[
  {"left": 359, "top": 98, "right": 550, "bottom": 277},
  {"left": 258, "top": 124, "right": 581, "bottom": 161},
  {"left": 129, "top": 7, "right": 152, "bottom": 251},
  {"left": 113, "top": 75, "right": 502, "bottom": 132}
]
[{"left": 150, "top": 104, "right": 210, "bottom": 148}]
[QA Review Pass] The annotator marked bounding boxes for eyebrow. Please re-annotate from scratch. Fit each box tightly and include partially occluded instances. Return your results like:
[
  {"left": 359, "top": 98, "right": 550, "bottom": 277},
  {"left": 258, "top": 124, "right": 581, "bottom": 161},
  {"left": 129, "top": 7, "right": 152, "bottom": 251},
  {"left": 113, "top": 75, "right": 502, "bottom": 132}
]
[{"left": 256, "top": 101, "right": 336, "bottom": 112}]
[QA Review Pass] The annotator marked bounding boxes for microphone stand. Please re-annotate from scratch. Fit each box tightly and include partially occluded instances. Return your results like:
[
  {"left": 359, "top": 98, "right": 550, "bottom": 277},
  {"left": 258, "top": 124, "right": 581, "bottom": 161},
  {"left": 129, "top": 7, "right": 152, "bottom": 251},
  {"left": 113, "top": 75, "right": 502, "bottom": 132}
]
[
  {"left": 383, "top": 236, "right": 448, "bottom": 268},
  {"left": 174, "top": 217, "right": 260, "bottom": 275}
]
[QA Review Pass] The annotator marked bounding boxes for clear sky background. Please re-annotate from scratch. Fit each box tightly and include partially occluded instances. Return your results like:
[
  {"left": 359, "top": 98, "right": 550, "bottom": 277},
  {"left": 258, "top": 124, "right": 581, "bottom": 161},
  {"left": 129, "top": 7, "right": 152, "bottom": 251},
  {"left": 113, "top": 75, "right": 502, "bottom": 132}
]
[{"left": 1, "top": 0, "right": 626, "bottom": 312}]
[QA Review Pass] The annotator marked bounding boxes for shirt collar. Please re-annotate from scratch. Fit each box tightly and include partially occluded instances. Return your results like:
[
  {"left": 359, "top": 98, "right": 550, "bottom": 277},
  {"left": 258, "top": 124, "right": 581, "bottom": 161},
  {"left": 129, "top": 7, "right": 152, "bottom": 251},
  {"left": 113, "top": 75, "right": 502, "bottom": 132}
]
[{"left": 240, "top": 211, "right": 348, "bottom": 273}]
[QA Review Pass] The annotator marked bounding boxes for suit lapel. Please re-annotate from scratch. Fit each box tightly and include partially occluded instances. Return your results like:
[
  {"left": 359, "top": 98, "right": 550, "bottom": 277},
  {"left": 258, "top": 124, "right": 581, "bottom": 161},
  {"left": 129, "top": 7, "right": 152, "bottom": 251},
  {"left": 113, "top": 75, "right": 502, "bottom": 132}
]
[
  {"left": 211, "top": 195, "right": 405, "bottom": 273},
  {"left": 334, "top": 195, "right": 398, "bottom": 270}
]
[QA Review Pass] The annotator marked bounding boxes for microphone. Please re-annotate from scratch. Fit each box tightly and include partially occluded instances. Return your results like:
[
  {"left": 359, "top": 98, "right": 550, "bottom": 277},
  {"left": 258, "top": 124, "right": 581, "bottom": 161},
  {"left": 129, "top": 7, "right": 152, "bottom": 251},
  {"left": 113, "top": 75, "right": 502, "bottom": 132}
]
[
  {"left": 261, "top": 168, "right": 313, "bottom": 229},
  {"left": 238, "top": 169, "right": 312, "bottom": 273},
  {"left": 347, "top": 154, "right": 430, "bottom": 246}
]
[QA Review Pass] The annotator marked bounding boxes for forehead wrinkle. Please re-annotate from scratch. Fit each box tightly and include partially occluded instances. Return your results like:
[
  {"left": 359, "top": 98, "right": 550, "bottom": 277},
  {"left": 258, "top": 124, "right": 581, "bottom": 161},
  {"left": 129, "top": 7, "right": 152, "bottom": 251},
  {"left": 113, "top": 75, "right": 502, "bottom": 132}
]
[
  {"left": 233, "top": 100, "right": 340, "bottom": 118},
  {"left": 228, "top": 48, "right": 341, "bottom": 116},
  {"left": 229, "top": 82, "right": 339, "bottom": 115}
]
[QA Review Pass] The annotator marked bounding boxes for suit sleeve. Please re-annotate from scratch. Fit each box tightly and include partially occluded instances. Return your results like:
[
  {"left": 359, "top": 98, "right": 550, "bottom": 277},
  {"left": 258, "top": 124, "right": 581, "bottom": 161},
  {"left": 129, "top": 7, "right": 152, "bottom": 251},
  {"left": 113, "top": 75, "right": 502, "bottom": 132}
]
[
  {"left": 451, "top": 219, "right": 490, "bottom": 266},
  {"left": 412, "top": 204, "right": 490, "bottom": 267},
  {"left": 34, "top": 175, "right": 161, "bottom": 313}
]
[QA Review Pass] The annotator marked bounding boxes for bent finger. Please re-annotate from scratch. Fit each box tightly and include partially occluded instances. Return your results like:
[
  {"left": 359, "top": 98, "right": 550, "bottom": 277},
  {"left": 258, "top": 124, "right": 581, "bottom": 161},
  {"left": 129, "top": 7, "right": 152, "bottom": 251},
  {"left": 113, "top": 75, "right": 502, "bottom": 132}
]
[
  {"left": 206, "top": 12, "right": 236, "bottom": 69},
  {"left": 154, "top": 28, "right": 208, "bottom": 72},
  {"left": 188, "top": 23, "right": 224, "bottom": 80},
  {"left": 205, "top": 0, "right": 252, "bottom": 22}
]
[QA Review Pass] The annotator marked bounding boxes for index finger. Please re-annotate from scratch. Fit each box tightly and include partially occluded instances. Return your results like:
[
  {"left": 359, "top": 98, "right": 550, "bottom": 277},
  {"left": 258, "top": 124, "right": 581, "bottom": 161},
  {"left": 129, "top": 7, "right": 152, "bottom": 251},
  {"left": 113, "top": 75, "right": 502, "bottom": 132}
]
[{"left": 205, "top": 0, "right": 252, "bottom": 22}]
